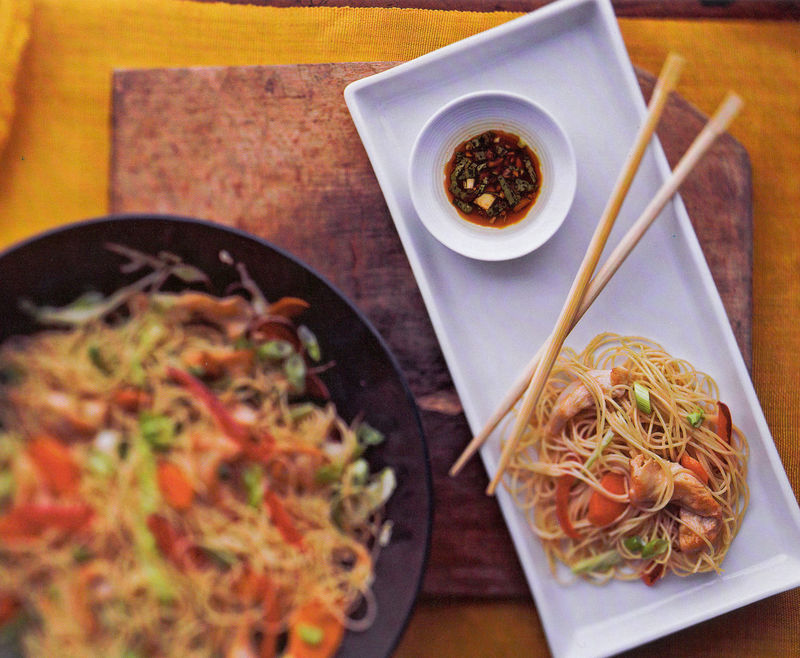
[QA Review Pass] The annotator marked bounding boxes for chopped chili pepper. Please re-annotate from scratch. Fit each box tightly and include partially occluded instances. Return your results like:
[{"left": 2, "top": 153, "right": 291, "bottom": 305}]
[
  {"left": 555, "top": 474, "right": 582, "bottom": 540},
  {"left": 641, "top": 562, "right": 665, "bottom": 586}
]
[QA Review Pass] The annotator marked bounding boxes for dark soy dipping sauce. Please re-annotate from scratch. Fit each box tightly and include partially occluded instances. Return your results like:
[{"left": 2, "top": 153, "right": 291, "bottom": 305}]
[{"left": 444, "top": 130, "right": 542, "bottom": 229}]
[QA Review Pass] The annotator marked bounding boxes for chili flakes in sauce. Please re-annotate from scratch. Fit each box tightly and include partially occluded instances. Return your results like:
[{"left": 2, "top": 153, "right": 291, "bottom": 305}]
[{"left": 444, "top": 130, "right": 542, "bottom": 228}]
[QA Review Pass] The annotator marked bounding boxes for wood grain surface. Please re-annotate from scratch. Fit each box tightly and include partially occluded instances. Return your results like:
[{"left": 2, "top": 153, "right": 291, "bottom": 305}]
[{"left": 110, "top": 61, "right": 752, "bottom": 597}]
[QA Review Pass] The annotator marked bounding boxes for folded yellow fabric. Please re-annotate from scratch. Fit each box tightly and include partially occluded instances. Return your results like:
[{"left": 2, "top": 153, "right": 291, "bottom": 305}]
[
  {"left": 0, "top": 0, "right": 517, "bottom": 247},
  {"left": 0, "top": 0, "right": 31, "bottom": 155}
]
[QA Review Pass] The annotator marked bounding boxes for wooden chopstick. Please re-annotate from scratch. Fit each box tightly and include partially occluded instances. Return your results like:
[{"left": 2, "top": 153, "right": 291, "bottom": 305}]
[
  {"left": 450, "top": 87, "right": 743, "bottom": 479},
  {"left": 481, "top": 53, "right": 686, "bottom": 495},
  {"left": 481, "top": 89, "right": 743, "bottom": 494}
]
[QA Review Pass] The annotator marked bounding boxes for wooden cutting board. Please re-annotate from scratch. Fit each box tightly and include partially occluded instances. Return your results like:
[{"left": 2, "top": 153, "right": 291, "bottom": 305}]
[{"left": 110, "top": 62, "right": 752, "bottom": 598}]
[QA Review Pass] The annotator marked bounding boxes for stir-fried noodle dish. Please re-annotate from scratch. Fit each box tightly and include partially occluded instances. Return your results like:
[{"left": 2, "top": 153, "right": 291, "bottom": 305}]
[
  {"left": 506, "top": 334, "right": 748, "bottom": 586},
  {"left": 0, "top": 245, "right": 396, "bottom": 657}
]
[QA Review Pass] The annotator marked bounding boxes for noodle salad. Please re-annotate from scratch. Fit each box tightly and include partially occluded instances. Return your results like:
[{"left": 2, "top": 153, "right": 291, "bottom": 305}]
[
  {"left": 0, "top": 245, "right": 396, "bottom": 657},
  {"left": 506, "top": 334, "right": 749, "bottom": 586}
]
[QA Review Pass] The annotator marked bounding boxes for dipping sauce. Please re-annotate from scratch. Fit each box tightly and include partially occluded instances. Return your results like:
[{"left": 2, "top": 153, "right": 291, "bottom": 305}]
[{"left": 444, "top": 130, "right": 542, "bottom": 228}]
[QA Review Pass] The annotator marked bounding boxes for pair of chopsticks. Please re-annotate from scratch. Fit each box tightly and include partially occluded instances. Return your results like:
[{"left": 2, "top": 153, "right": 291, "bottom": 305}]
[{"left": 448, "top": 53, "right": 743, "bottom": 495}]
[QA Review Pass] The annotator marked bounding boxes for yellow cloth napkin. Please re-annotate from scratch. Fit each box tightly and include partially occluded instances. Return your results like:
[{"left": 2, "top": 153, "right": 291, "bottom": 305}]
[
  {"left": 0, "top": 0, "right": 518, "bottom": 246},
  {"left": 0, "top": 0, "right": 31, "bottom": 155}
]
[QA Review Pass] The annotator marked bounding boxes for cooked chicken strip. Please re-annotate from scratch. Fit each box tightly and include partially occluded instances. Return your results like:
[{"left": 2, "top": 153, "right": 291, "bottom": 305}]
[
  {"left": 629, "top": 454, "right": 722, "bottom": 553},
  {"left": 545, "top": 367, "right": 630, "bottom": 435},
  {"left": 629, "top": 454, "right": 719, "bottom": 517},
  {"left": 679, "top": 508, "right": 723, "bottom": 553}
]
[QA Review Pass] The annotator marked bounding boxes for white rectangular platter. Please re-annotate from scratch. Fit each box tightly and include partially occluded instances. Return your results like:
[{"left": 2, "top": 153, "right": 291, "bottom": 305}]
[{"left": 344, "top": 0, "right": 800, "bottom": 656}]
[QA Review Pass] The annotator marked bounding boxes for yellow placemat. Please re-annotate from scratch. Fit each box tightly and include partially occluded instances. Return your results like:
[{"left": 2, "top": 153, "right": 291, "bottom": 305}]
[
  {"left": 0, "top": 0, "right": 31, "bottom": 155},
  {"left": 0, "top": 1, "right": 798, "bottom": 655},
  {"left": 0, "top": 0, "right": 518, "bottom": 245}
]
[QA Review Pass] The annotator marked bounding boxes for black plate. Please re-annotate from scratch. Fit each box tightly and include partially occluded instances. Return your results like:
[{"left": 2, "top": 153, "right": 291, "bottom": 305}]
[{"left": 0, "top": 214, "right": 432, "bottom": 658}]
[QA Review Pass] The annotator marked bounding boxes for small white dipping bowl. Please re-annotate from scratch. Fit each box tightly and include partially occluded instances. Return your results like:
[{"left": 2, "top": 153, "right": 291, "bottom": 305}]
[{"left": 408, "top": 91, "right": 577, "bottom": 261}]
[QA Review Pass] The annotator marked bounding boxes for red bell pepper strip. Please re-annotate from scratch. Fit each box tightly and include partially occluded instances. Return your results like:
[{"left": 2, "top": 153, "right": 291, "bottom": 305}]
[
  {"left": 166, "top": 366, "right": 275, "bottom": 460},
  {"left": 27, "top": 434, "right": 81, "bottom": 495},
  {"left": 555, "top": 474, "right": 582, "bottom": 541},
  {"left": 715, "top": 401, "right": 732, "bottom": 444},
  {"left": 0, "top": 502, "right": 93, "bottom": 542},
  {"left": 263, "top": 490, "right": 304, "bottom": 549},
  {"left": 146, "top": 513, "right": 207, "bottom": 571},
  {"left": 0, "top": 591, "right": 20, "bottom": 627}
]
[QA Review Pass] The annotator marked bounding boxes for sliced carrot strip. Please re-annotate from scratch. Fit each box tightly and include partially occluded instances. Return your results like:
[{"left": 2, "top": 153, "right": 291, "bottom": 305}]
[
  {"left": 286, "top": 598, "right": 345, "bottom": 658},
  {"left": 680, "top": 454, "right": 710, "bottom": 485},
  {"left": 27, "top": 434, "right": 80, "bottom": 494},
  {"left": 157, "top": 461, "right": 195, "bottom": 510},
  {"left": 587, "top": 472, "right": 628, "bottom": 527}
]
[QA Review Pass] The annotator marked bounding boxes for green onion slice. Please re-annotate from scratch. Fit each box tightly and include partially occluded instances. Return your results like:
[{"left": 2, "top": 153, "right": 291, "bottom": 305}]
[
  {"left": 633, "top": 382, "right": 652, "bottom": 414},
  {"left": 687, "top": 409, "right": 705, "bottom": 427}
]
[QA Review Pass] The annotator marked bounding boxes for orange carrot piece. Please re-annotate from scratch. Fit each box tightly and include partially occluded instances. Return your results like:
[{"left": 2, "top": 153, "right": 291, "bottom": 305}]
[
  {"left": 286, "top": 598, "right": 345, "bottom": 658},
  {"left": 268, "top": 296, "right": 310, "bottom": 319},
  {"left": 234, "top": 567, "right": 282, "bottom": 658},
  {"left": 555, "top": 474, "right": 582, "bottom": 540},
  {"left": 27, "top": 434, "right": 80, "bottom": 495},
  {"left": 587, "top": 472, "right": 628, "bottom": 527},
  {"left": 157, "top": 461, "right": 195, "bottom": 511},
  {"left": 112, "top": 387, "right": 153, "bottom": 412},
  {"left": 680, "top": 454, "right": 710, "bottom": 485}
]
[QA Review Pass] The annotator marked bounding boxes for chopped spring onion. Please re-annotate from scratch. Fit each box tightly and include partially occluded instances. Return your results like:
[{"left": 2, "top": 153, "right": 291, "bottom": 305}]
[
  {"left": 584, "top": 430, "right": 614, "bottom": 471},
  {"left": 87, "top": 449, "right": 115, "bottom": 477},
  {"left": 641, "top": 538, "right": 669, "bottom": 559},
  {"left": 348, "top": 459, "right": 369, "bottom": 486},
  {"left": 242, "top": 464, "right": 264, "bottom": 508},
  {"left": 378, "top": 520, "right": 394, "bottom": 547},
  {"left": 687, "top": 409, "right": 705, "bottom": 427},
  {"left": 297, "top": 623, "right": 324, "bottom": 646},
  {"left": 633, "top": 382, "right": 652, "bottom": 414},
  {"left": 257, "top": 339, "right": 294, "bottom": 361},
  {"left": 622, "top": 535, "right": 645, "bottom": 553},
  {"left": 571, "top": 550, "right": 622, "bottom": 575},
  {"left": 298, "top": 325, "right": 321, "bottom": 362},
  {"left": 72, "top": 545, "right": 93, "bottom": 563},
  {"left": 284, "top": 353, "right": 307, "bottom": 392},
  {"left": 139, "top": 412, "right": 176, "bottom": 451},
  {"left": 88, "top": 345, "right": 113, "bottom": 375},
  {"left": 314, "top": 463, "right": 344, "bottom": 485},
  {"left": 288, "top": 402, "right": 316, "bottom": 422},
  {"left": 356, "top": 422, "right": 385, "bottom": 447},
  {"left": 0, "top": 471, "right": 14, "bottom": 502}
]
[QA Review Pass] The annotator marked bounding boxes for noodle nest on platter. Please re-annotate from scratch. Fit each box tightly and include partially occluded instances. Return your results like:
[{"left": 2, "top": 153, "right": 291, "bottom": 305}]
[{"left": 505, "top": 333, "right": 749, "bottom": 585}]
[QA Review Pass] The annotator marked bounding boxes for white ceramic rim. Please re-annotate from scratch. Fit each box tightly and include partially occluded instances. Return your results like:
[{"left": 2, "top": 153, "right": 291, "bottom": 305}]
[{"left": 408, "top": 90, "right": 577, "bottom": 261}]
